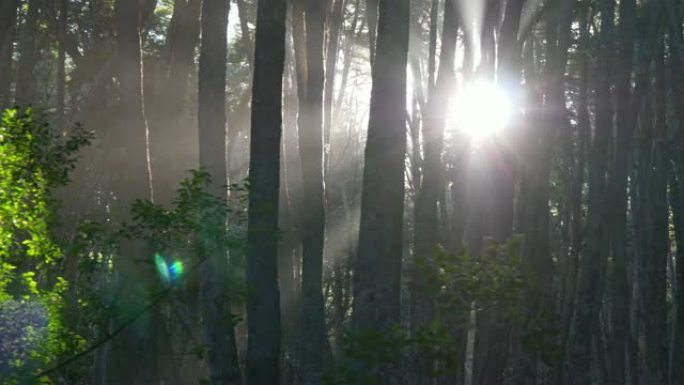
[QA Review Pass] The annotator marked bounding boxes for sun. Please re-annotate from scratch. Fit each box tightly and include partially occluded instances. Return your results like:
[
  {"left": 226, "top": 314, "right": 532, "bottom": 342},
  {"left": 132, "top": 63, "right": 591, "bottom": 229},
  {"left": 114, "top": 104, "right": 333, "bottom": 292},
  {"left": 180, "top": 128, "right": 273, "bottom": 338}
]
[{"left": 452, "top": 80, "right": 512, "bottom": 142}]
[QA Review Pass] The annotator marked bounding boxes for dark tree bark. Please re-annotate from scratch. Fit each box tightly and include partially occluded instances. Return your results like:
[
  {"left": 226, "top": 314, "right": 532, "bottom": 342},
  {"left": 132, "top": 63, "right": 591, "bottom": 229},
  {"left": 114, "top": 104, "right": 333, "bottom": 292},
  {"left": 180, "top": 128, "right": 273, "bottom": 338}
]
[
  {"left": 351, "top": 0, "right": 410, "bottom": 383},
  {"left": 0, "top": 0, "right": 19, "bottom": 106},
  {"left": 15, "top": 0, "right": 41, "bottom": 106},
  {"left": 568, "top": 0, "right": 614, "bottom": 383},
  {"left": 411, "top": 0, "right": 457, "bottom": 381},
  {"left": 606, "top": 0, "right": 636, "bottom": 382},
  {"left": 296, "top": 0, "right": 331, "bottom": 382},
  {"left": 246, "top": 0, "right": 288, "bottom": 383},
  {"left": 669, "top": 0, "right": 684, "bottom": 381},
  {"left": 557, "top": 5, "right": 590, "bottom": 381},
  {"left": 197, "top": 0, "right": 242, "bottom": 384}
]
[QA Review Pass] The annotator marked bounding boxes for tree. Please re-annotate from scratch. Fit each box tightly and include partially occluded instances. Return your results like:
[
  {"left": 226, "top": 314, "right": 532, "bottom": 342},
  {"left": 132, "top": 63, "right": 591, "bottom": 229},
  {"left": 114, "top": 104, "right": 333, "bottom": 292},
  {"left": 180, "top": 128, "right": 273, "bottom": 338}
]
[
  {"left": 351, "top": 0, "right": 410, "bottom": 383},
  {"left": 107, "top": 1, "right": 155, "bottom": 383},
  {"left": 0, "top": 0, "right": 19, "bottom": 106},
  {"left": 297, "top": 0, "right": 331, "bottom": 382},
  {"left": 246, "top": 0, "right": 288, "bottom": 383},
  {"left": 568, "top": 0, "right": 614, "bottom": 382},
  {"left": 197, "top": 0, "right": 242, "bottom": 384},
  {"left": 15, "top": 0, "right": 41, "bottom": 106}
]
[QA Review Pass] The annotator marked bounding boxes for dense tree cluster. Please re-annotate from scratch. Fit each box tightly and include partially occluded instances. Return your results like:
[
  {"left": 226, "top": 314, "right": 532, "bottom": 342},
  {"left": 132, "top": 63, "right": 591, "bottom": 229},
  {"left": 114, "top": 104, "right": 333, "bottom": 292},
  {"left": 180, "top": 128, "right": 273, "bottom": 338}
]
[{"left": 1, "top": 0, "right": 684, "bottom": 384}]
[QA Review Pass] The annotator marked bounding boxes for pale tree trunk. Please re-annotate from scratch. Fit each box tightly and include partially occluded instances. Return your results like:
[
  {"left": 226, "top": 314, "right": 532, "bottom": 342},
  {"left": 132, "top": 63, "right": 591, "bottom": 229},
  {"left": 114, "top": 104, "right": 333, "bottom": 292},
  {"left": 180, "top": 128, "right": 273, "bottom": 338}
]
[
  {"left": 246, "top": 0, "right": 288, "bottom": 382},
  {"left": 351, "top": 0, "right": 410, "bottom": 384},
  {"left": 323, "top": 0, "right": 344, "bottom": 163},
  {"left": 296, "top": 0, "right": 332, "bottom": 381},
  {"left": 151, "top": 0, "right": 202, "bottom": 206},
  {"left": 57, "top": 0, "right": 67, "bottom": 123}
]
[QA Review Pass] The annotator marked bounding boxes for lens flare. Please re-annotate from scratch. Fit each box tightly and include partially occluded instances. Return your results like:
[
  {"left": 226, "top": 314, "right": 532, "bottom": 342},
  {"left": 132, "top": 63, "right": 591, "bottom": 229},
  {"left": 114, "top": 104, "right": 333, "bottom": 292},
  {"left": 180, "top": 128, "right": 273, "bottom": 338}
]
[{"left": 155, "top": 253, "right": 183, "bottom": 285}]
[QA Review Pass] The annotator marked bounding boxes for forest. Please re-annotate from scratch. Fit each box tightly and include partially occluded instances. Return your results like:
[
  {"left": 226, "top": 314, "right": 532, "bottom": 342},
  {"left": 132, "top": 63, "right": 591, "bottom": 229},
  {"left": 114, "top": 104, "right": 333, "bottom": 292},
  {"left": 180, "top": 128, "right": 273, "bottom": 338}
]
[{"left": 0, "top": 0, "right": 682, "bottom": 384}]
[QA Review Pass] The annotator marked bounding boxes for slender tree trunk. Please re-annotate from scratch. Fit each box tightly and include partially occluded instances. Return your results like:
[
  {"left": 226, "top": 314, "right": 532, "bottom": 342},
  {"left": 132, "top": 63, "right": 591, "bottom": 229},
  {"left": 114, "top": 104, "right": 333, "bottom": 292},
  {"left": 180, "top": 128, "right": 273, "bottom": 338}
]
[
  {"left": 296, "top": 0, "right": 331, "bottom": 381},
  {"left": 198, "top": 0, "right": 242, "bottom": 384},
  {"left": 557, "top": 6, "right": 590, "bottom": 381},
  {"left": 108, "top": 1, "right": 154, "bottom": 383},
  {"left": 606, "top": 0, "right": 637, "bottom": 382},
  {"left": 16, "top": 0, "right": 41, "bottom": 106},
  {"left": 412, "top": 0, "right": 457, "bottom": 382},
  {"left": 365, "top": 0, "right": 378, "bottom": 65},
  {"left": 0, "top": 0, "right": 19, "bottom": 107},
  {"left": 568, "top": 1, "right": 614, "bottom": 383},
  {"left": 351, "top": 0, "right": 410, "bottom": 384},
  {"left": 323, "top": 0, "right": 344, "bottom": 154},
  {"left": 246, "top": 0, "right": 287, "bottom": 383},
  {"left": 236, "top": 0, "right": 254, "bottom": 70},
  {"left": 57, "top": 0, "right": 67, "bottom": 123},
  {"left": 427, "top": 0, "right": 438, "bottom": 92}
]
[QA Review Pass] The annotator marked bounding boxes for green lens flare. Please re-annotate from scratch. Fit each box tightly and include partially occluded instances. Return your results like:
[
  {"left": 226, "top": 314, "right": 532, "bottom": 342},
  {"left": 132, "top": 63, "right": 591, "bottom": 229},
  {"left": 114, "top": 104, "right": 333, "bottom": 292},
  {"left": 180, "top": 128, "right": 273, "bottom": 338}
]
[
  {"left": 169, "top": 261, "right": 184, "bottom": 281},
  {"left": 155, "top": 253, "right": 170, "bottom": 284},
  {"left": 155, "top": 253, "right": 184, "bottom": 285}
]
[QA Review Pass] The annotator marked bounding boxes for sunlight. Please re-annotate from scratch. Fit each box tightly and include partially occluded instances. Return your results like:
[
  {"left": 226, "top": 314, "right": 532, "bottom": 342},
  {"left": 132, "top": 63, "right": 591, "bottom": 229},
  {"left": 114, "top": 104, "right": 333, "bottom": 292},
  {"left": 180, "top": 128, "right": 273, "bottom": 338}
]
[{"left": 452, "top": 80, "right": 512, "bottom": 142}]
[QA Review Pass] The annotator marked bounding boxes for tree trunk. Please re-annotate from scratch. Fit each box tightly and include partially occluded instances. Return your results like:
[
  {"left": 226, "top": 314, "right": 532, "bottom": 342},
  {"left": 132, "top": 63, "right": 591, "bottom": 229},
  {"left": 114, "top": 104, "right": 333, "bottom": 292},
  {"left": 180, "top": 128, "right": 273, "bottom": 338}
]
[
  {"left": 351, "top": 0, "right": 410, "bottom": 383},
  {"left": 198, "top": 0, "right": 242, "bottom": 384},
  {"left": 567, "top": 0, "right": 614, "bottom": 383},
  {"left": 246, "top": 0, "right": 288, "bottom": 383},
  {"left": 16, "top": 0, "right": 41, "bottom": 106},
  {"left": 0, "top": 0, "right": 19, "bottom": 106},
  {"left": 412, "top": 0, "right": 457, "bottom": 381},
  {"left": 365, "top": 0, "right": 378, "bottom": 65},
  {"left": 151, "top": 0, "right": 202, "bottom": 206},
  {"left": 296, "top": 0, "right": 331, "bottom": 381},
  {"left": 108, "top": 0, "right": 154, "bottom": 383}
]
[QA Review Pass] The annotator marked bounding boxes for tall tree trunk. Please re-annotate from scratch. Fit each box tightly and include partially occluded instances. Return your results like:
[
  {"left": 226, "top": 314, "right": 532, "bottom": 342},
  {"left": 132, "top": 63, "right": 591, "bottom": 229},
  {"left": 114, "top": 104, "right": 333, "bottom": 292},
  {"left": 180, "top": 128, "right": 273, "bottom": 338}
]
[
  {"left": 16, "top": 0, "right": 41, "bottom": 106},
  {"left": 236, "top": 0, "right": 254, "bottom": 70},
  {"left": 557, "top": 5, "right": 590, "bottom": 381},
  {"left": 606, "top": 0, "right": 637, "bottom": 382},
  {"left": 669, "top": 0, "right": 684, "bottom": 380},
  {"left": 0, "top": 0, "right": 19, "bottom": 106},
  {"left": 323, "top": 0, "right": 344, "bottom": 170},
  {"left": 411, "top": 0, "right": 457, "bottom": 382},
  {"left": 108, "top": 0, "right": 154, "bottom": 383},
  {"left": 351, "top": 0, "right": 409, "bottom": 384},
  {"left": 568, "top": 0, "right": 614, "bottom": 383},
  {"left": 296, "top": 0, "right": 331, "bottom": 382},
  {"left": 246, "top": 0, "right": 287, "bottom": 383},
  {"left": 57, "top": 0, "right": 67, "bottom": 122},
  {"left": 197, "top": 0, "right": 242, "bottom": 384},
  {"left": 151, "top": 0, "right": 202, "bottom": 206},
  {"left": 365, "top": 0, "right": 378, "bottom": 65}
]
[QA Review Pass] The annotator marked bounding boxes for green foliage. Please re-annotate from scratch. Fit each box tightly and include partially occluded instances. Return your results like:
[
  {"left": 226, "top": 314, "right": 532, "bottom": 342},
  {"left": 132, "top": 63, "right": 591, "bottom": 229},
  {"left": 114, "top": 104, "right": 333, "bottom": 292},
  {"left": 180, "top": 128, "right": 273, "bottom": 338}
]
[
  {"left": 0, "top": 108, "right": 91, "bottom": 383},
  {"left": 324, "top": 237, "right": 528, "bottom": 384},
  {"left": 121, "top": 169, "right": 247, "bottom": 297}
]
